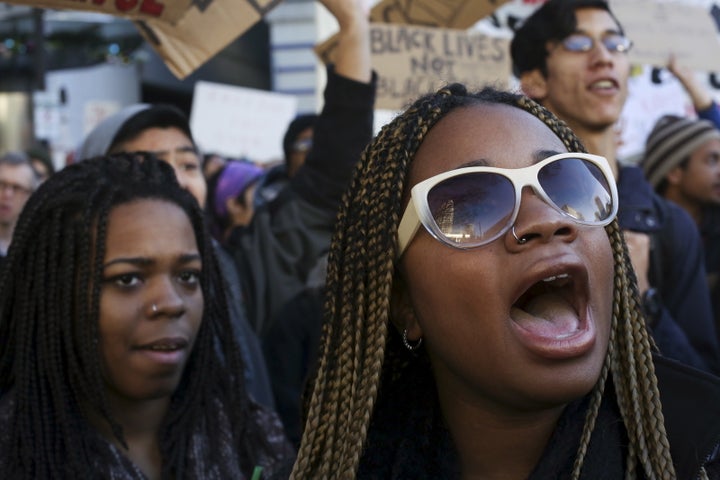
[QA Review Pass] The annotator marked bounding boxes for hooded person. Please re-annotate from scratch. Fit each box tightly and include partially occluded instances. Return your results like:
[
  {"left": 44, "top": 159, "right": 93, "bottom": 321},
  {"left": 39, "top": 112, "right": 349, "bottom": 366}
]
[
  {"left": 76, "top": 103, "right": 276, "bottom": 409},
  {"left": 207, "top": 160, "right": 266, "bottom": 244}
]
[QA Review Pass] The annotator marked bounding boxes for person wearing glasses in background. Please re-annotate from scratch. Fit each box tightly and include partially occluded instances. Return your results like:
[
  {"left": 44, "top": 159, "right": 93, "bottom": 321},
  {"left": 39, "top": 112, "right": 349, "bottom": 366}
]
[
  {"left": 290, "top": 84, "right": 720, "bottom": 480},
  {"left": 510, "top": 0, "right": 720, "bottom": 374},
  {"left": 0, "top": 151, "right": 39, "bottom": 270}
]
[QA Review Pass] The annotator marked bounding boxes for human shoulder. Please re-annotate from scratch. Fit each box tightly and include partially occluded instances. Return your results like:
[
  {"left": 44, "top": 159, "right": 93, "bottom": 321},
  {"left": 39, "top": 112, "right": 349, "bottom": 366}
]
[{"left": 654, "top": 355, "right": 720, "bottom": 479}]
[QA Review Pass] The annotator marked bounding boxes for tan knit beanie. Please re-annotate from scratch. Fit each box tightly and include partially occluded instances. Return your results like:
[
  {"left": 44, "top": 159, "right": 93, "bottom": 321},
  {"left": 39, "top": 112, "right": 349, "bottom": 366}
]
[{"left": 642, "top": 114, "right": 720, "bottom": 188}]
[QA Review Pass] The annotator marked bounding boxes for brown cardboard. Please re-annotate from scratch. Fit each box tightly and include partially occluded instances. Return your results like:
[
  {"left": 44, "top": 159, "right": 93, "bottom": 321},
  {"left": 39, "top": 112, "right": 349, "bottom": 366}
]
[
  {"left": 370, "top": 0, "right": 510, "bottom": 29},
  {"left": 6, "top": 0, "right": 284, "bottom": 79},
  {"left": 4, "top": 0, "right": 191, "bottom": 24},
  {"left": 137, "top": 0, "right": 284, "bottom": 79},
  {"left": 317, "top": 0, "right": 510, "bottom": 74},
  {"left": 368, "top": 23, "right": 510, "bottom": 110}
]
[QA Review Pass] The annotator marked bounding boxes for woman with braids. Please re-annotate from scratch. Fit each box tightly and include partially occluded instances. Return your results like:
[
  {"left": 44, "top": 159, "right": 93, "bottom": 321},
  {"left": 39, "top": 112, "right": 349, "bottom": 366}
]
[
  {"left": 292, "top": 84, "right": 720, "bottom": 479},
  {"left": 0, "top": 153, "right": 294, "bottom": 479}
]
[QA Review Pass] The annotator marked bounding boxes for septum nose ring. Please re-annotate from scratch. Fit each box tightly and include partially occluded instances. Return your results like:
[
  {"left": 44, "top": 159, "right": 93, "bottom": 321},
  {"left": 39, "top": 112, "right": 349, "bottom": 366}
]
[
  {"left": 512, "top": 225, "right": 527, "bottom": 245},
  {"left": 151, "top": 303, "right": 158, "bottom": 313}
]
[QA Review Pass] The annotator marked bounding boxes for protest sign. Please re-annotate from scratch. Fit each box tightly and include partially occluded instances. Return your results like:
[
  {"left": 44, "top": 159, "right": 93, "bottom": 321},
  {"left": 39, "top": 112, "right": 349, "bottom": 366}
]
[
  {"left": 4, "top": 0, "right": 190, "bottom": 23},
  {"left": 316, "top": 0, "right": 510, "bottom": 68},
  {"left": 136, "top": 0, "right": 284, "bottom": 79},
  {"left": 366, "top": 23, "right": 511, "bottom": 110},
  {"left": 370, "top": 0, "right": 511, "bottom": 28},
  {"left": 611, "top": 0, "right": 720, "bottom": 72},
  {"left": 4, "top": 0, "right": 284, "bottom": 79},
  {"left": 190, "top": 81, "right": 297, "bottom": 163}
]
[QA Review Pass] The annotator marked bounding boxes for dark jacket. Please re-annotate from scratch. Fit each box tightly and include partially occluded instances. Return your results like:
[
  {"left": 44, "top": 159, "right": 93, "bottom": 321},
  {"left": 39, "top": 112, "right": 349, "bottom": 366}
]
[
  {"left": 617, "top": 165, "right": 720, "bottom": 374},
  {"left": 357, "top": 356, "right": 720, "bottom": 479},
  {"left": 700, "top": 206, "right": 720, "bottom": 342},
  {"left": 228, "top": 66, "right": 376, "bottom": 336}
]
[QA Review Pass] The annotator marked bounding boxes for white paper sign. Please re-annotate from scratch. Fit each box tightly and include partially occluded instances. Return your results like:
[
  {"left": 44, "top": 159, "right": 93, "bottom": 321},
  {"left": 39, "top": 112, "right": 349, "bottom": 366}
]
[{"left": 190, "top": 81, "right": 298, "bottom": 163}]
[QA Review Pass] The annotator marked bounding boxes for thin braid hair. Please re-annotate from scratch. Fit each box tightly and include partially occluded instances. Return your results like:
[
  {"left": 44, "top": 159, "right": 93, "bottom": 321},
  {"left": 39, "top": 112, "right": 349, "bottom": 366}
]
[
  {"left": 292, "top": 84, "right": 676, "bottom": 479},
  {"left": 0, "top": 153, "right": 266, "bottom": 478}
]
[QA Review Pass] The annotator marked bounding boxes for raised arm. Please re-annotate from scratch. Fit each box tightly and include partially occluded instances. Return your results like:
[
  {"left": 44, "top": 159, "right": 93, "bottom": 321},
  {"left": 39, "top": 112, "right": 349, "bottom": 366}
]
[{"left": 320, "top": 0, "right": 372, "bottom": 83}]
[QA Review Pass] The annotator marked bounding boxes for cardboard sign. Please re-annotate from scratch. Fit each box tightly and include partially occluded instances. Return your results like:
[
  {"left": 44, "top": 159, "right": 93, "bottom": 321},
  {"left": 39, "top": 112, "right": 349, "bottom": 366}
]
[
  {"left": 5, "top": 0, "right": 284, "bottom": 79},
  {"left": 5, "top": 0, "right": 190, "bottom": 23},
  {"left": 189, "top": 81, "right": 297, "bottom": 163},
  {"left": 135, "top": 0, "right": 283, "bottom": 79},
  {"left": 370, "top": 0, "right": 511, "bottom": 29},
  {"left": 611, "top": 0, "right": 720, "bottom": 72},
  {"left": 369, "top": 23, "right": 510, "bottom": 110},
  {"left": 317, "top": 0, "right": 510, "bottom": 70}
]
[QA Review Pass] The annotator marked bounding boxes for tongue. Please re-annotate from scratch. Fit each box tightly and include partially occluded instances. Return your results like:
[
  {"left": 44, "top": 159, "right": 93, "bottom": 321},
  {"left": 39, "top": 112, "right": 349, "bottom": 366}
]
[{"left": 515, "top": 292, "right": 579, "bottom": 338}]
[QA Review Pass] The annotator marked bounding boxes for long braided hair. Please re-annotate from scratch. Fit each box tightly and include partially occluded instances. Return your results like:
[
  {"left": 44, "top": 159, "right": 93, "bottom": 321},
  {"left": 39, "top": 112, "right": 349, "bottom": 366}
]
[
  {"left": 292, "top": 84, "right": 676, "bottom": 479},
  {"left": 0, "top": 153, "right": 276, "bottom": 478}
]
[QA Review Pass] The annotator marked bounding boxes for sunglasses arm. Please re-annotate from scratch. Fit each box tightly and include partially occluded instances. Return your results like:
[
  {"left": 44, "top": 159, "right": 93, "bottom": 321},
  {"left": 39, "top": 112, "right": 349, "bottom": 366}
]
[{"left": 397, "top": 201, "right": 422, "bottom": 258}]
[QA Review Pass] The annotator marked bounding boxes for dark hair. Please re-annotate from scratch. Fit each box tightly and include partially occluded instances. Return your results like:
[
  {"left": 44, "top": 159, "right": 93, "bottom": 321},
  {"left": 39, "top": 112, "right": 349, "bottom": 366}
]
[
  {"left": 26, "top": 142, "right": 56, "bottom": 177},
  {"left": 110, "top": 104, "right": 196, "bottom": 152},
  {"left": 282, "top": 114, "right": 319, "bottom": 163},
  {"left": 510, "top": 0, "right": 623, "bottom": 77},
  {"left": 0, "top": 153, "right": 273, "bottom": 478},
  {"left": 292, "top": 84, "right": 676, "bottom": 479}
]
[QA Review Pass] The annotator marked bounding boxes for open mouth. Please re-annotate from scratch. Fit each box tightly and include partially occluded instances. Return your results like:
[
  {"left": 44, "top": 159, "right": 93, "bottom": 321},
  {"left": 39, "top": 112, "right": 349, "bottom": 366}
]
[
  {"left": 511, "top": 269, "right": 590, "bottom": 344},
  {"left": 589, "top": 78, "right": 618, "bottom": 92},
  {"left": 514, "top": 273, "right": 575, "bottom": 315}
]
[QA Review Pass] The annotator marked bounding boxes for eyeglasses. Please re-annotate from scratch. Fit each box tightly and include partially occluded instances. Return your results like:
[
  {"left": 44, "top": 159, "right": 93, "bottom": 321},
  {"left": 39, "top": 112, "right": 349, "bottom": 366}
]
[
  {"left": 397, "top": 153, "right": 618, "bottom": 256},
  {"left": 561, "top": 32, "right": 633, "bottom": 53},
  {"left": 0, "top": 180, "right": 32, "bottom": 196}
]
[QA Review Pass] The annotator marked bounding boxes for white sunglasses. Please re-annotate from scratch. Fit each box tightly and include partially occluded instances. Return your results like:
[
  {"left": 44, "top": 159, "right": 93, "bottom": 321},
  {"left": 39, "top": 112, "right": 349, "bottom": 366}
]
[{"left": 397, "top": 152, "right": 619, "bottom": 256}]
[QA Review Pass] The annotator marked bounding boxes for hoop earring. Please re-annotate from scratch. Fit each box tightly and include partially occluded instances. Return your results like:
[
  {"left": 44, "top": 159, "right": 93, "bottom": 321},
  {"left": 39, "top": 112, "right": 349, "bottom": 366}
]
[
  {"left": 402, "top": 329, "right": 423, "bottom": 351},
  {"left": 511, "top": 225, "right": 527, "bottom": 245}
]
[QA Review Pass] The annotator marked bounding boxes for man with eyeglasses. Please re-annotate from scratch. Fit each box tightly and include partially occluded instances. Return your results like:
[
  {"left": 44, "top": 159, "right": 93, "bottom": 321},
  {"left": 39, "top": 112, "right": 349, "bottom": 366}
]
[
  {"left": 511, "top": 0, "right": 720, "bottom": 374},
  {"left": 0, "top": 151, "right": 39, "bottom": 267}
]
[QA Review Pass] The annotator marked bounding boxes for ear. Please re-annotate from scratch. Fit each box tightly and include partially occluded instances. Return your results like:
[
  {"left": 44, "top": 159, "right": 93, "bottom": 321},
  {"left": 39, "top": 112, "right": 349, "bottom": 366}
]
[
  {"left": 665, "top": 165, "right": 684, "bottom": 187},
  {"left": 519, "top": 69, "right": 548, "bottom": 101},
  {"left": 390, "top": 271, "right": 423, "bottom": 342}
]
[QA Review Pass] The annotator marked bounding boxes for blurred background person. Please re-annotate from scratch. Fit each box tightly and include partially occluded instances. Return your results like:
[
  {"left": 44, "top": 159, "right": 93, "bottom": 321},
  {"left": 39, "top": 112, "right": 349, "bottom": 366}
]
[
  {"left": 0, "top": 151, "right": 39, "bottom": 268},
  {"left": 207, "top": 160, "right": 265, "bottom": 244},
  {"left": 642, "top": 114, "right": 720, "bottom": 342}
]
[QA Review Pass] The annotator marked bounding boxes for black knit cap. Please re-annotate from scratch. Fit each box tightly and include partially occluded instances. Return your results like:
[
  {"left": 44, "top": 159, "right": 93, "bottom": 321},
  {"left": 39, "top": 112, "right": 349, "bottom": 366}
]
[{"left": 642, "top": 115, "right": 720, "bottom": 188}]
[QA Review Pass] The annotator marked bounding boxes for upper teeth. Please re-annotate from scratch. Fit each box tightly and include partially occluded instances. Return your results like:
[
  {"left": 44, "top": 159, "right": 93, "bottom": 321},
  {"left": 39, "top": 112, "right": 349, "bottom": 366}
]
[
  {"left": 542, "top": 273, "right": 569, "bottom": 283},
  {"left": 592, "top": 80, "right": 613, "bottom": 88}
]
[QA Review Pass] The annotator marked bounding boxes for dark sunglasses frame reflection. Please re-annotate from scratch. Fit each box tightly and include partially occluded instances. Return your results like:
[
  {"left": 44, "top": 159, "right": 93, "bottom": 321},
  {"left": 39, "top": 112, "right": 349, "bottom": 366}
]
[{"left": 397, "top": 152, "right": 619, "bottom": 256}]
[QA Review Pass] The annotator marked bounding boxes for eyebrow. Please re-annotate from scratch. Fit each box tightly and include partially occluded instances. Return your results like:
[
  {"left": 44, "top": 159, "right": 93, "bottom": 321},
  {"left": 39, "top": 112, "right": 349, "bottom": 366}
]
[
  {"left": 103, "top": 253, "right": 202, "bottom": 269},
  {"left": 454, "top": 149, "right": 563, "bottom": 169}
]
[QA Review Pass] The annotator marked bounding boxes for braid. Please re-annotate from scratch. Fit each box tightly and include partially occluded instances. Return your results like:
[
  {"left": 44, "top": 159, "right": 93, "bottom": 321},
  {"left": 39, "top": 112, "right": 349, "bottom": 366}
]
[
  {"left": 293, "top": 84, "right": 677, "bottom": 479},
  {"left": 0, "top": 153, "right": 265, "bottom": 478}
]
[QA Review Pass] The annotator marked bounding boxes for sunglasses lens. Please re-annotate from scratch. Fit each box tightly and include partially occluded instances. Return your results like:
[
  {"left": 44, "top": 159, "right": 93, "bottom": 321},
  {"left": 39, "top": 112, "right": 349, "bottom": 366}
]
[
  {"left": 538, "top": 158, "right": 614, "bottom": 224},
  {"left": 427, "top": 172, "right": 515, "bottom": 246}
]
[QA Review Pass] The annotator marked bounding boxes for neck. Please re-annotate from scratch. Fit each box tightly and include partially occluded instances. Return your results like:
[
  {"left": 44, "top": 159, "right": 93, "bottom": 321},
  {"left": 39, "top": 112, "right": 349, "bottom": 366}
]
[
  {"left": 566, "top": 123, "right": 620, "bottom": 179},
  {"left": 438, "top": 389, "right": 564, "bottom": 480},
  {"left": 0, "top": 222, "right": 15, "bottom": 255}
]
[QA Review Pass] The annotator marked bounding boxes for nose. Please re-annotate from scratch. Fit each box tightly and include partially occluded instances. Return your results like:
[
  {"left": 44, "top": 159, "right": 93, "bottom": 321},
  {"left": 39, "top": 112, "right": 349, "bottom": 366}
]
[
  {"left": 147, "top": 275, "right": 186, "bottom": 318},
  {"left": 589, "top": 39, "right": 614, "bottom": 66},
  {"left": 506, "top": 187, "right": 578, "bottom": 248}
]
